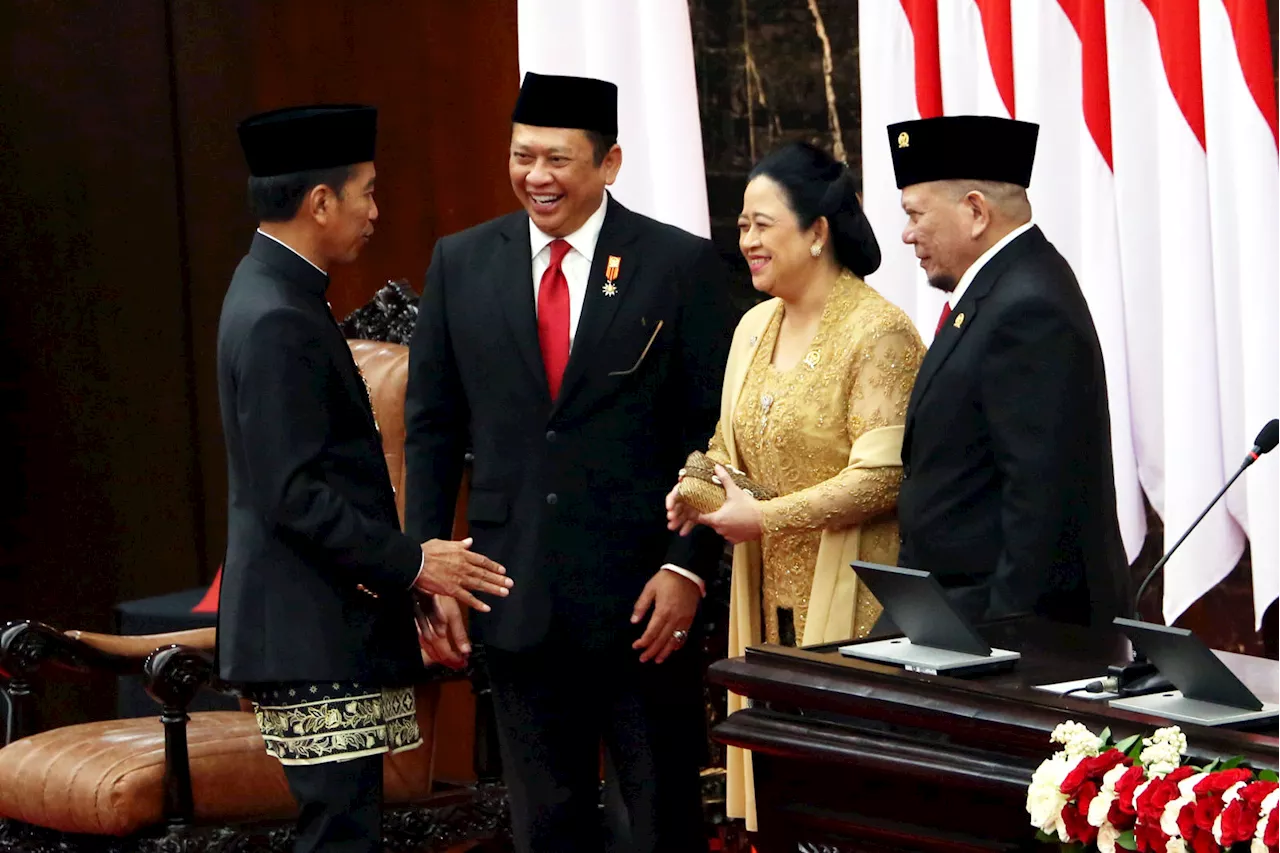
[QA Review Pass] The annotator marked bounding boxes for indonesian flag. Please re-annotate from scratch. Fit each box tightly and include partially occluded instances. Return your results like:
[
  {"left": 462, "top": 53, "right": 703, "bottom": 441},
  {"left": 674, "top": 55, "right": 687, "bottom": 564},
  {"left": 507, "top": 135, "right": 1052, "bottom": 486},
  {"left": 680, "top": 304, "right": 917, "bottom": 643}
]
[
  {"left": 516, "top": 0, "right": 711, "bottom": 238},
  {"left": 861, "top": 0, "right": 1277, "bottom": 625}
]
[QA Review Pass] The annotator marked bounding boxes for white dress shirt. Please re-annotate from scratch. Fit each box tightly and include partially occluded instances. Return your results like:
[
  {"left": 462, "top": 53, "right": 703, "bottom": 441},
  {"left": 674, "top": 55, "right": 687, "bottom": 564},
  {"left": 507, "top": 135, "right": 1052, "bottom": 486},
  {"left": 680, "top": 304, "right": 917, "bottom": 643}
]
[
  {"left": 527, "top": 195, "right": 705, "bottom": 597},
  {"left": 946, "top": 220, "right": 1035, "bottom": 310},
  {"left": 529, "top": 191, "right": 608, "bottom": 347}
]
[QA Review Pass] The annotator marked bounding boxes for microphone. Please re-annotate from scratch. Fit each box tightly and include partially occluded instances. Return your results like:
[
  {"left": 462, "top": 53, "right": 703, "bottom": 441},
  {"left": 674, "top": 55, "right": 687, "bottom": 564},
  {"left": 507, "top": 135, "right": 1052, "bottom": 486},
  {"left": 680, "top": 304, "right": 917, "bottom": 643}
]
[{"left": 1112, "top": 418, "right": 1278, "bottom": 696}]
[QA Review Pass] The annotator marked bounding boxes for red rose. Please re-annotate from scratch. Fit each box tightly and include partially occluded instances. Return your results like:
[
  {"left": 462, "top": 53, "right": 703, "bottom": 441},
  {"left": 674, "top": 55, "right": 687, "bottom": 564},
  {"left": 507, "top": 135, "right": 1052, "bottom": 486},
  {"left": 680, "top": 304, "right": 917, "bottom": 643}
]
[
  {"left": 1134, "top": 818, "right": 1169, "bottom": 853},
  {"left": 1265, "top": 806, "right": 1277, "bottom": 850},
  {"left": 1186, "top": 824, "right": 1218, "bottom": 853},
  {"left": 1062, "top": 750, "right": 1131, "bottom": 797},
  {"left": 1062, "top": 800, "right": 1100, "bottom": 846},
  {"left": 1177, "top": 799, "right": 1198, "bottom": 841},
  {"left": 1193, "top": 791, "right": 1225, "bottom": 832},
  {"left": 1219, "top": 782, "right": 1274, "bottom": 848},
  {"left": 1111, "top": 765, "right": 1149, "bottom": 829},
  {"left": 1193, "top": 767, "right": 1255, "bottom": 797},
  {"left": 1138, "top": 767, "right": 1198, "bottom": 827}
]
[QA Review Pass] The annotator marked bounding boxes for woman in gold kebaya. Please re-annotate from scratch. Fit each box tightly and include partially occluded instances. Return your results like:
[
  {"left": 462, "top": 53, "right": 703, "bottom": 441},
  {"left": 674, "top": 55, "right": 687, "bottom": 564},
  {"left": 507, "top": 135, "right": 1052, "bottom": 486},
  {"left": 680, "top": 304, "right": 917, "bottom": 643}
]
[{"left": 666, "top": 142, "right": 924, "bottom": 829}]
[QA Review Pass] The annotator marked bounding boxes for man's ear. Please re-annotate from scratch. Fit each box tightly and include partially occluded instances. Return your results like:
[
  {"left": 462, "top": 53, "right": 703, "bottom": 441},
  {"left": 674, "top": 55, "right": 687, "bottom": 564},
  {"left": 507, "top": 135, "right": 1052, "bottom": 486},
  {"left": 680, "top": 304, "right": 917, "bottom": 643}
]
[
  {"left": 307, "top": 184, "right": 335, "bottom": 226},
  {"left": 965, "top": 190, "right": 992, "bottom": 239},
  {"left": 602, "top": 144, "right": 623, "bottom": 185}
]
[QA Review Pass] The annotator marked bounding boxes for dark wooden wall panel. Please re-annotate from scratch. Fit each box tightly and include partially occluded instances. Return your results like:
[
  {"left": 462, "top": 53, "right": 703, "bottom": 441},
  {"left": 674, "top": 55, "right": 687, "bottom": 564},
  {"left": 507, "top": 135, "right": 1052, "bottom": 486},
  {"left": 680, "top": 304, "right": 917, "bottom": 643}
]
[{"left": 1, "top": 0, "right": 204, "bottom": 721}]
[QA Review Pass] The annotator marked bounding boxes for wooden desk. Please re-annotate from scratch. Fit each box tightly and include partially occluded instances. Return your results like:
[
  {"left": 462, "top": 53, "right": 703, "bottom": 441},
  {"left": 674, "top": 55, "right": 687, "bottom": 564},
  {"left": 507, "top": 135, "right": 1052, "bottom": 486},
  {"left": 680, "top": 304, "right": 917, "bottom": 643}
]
[{"left": 709, "top": 618, "right": 1278, "bottom": 853}]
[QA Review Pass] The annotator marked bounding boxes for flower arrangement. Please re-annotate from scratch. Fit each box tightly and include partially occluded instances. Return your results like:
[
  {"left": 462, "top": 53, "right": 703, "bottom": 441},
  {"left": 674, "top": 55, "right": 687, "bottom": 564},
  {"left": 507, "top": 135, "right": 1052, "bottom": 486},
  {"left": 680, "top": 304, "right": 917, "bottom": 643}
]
[{"left": 1026, "top": 721, "right": 1278, "bottom": 853}]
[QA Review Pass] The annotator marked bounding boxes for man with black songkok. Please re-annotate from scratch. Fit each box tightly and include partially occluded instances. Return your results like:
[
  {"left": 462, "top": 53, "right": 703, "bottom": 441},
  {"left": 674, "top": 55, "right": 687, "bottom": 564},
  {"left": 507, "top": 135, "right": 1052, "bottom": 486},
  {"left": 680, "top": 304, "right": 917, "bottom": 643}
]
[
  {"left": 217, "top": 104, "right": 511, "bottom": 853},
  {"left": 887, "top": 115, "right": 1129, "bottom": 628},
  {"left": 404, "top": 73, "right": 737, "bottom": 852}
]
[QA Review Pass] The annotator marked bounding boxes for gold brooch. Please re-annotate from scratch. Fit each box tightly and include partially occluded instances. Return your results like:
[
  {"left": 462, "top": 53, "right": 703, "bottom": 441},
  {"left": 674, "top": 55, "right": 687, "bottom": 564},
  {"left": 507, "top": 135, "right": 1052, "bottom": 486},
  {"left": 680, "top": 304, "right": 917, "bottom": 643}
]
[
  {"left": 897, "top": 131, "right": 910, "bottom": 149},
  {"left": 803, "top": 350, "right": 822, "bottom": 369},
  {"left": 953, "top": 312, "right": 965, "bottom": 329},
  {"left": 603, "top": 282, "right": 618, "bottom": 297}
]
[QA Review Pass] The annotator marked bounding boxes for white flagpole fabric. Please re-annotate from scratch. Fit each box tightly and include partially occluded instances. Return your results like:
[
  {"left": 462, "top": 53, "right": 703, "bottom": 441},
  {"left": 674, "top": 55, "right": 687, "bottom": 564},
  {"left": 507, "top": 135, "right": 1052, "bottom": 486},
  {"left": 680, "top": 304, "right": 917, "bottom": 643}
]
[
  {"left": 517, "top": 0, "right": 711, "bottom": 237},
  {"left": 1198, "top": 0, "right": 1280, "bottom": 623},
  {"left": 860, "top": 0, "right": 1277, "bottom": 625}
]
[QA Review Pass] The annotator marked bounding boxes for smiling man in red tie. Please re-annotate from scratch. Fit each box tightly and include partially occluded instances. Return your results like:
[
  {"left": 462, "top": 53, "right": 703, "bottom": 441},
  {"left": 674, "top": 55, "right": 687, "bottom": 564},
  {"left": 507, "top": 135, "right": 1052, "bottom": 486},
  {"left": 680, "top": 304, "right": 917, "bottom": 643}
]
[
  {"left": 888, "top": 115, "right": 1129, "bottom": 630},
  {"left": 402, "top": 72, "right": 737, "bottom": 853}
]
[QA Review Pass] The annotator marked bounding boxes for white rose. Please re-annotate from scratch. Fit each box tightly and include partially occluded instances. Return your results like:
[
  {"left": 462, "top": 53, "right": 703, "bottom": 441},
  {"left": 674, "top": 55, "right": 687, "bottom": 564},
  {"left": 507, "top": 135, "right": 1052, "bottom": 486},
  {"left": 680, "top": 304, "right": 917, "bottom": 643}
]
[
  {"left": 1167, "top": 837, "right": 1188, "bottom": 853},
  {"left": 1161, "top": 773, "right": 1206, "bottom": 837},
  {"left": 1098, "top": 821, "right": 1121, "bottom": 853},
  {"left": 1090, "top": 764, "right": 1134, "bottom": 827},
  {"left": 1028, "top": 753, "right": 1076, "bottom": 834}
]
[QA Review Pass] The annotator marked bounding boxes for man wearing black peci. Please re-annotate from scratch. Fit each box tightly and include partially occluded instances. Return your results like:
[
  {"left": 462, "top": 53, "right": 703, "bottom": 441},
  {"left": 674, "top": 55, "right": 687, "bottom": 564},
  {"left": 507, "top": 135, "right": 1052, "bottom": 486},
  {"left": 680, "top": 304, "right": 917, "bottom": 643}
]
[
  {"left": 217, "top": 104, "right": 510, "bottom": 853},
  {"left": 403, "top": 73, "right": 737, "bottom": 852},
  {"left": 888, "top": 115, "right": 1129, "bottom": 628}
]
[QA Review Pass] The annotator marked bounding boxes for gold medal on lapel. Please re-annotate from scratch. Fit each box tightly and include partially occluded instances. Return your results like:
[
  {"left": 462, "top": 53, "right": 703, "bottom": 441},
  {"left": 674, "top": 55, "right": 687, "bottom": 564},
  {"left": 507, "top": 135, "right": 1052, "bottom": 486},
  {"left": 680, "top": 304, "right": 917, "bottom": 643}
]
[
  {"left": 603, "top": 255, "right": 621, "bottom": 296},
  {"left": 953, "top": 312, "right": 965, "bottom": 329}
]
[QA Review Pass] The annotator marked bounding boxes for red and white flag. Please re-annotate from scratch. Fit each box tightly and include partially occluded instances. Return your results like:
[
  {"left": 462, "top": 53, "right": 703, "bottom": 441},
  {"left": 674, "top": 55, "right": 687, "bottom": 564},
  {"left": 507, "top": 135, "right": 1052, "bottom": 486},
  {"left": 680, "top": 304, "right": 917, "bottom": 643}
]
[{"left": 861, "top": 0, "right": 1277, "bottom": 625}]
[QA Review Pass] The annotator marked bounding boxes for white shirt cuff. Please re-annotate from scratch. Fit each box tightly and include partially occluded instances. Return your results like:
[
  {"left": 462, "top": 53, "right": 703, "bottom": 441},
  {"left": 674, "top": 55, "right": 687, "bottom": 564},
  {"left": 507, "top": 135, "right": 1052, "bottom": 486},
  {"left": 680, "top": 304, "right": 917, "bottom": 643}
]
[{"left": 661, "top": 564, "right": 706, "bottom": 597}]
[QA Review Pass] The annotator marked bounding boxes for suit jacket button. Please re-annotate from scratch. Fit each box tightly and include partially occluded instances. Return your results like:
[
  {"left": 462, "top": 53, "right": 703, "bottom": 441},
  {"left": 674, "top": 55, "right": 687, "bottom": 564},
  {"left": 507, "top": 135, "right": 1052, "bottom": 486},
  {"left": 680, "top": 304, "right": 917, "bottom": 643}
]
[
  {"left": 546, "top": 430, "right": 557, "bottom": 443},
  {"left": 902, "top": 464, "right": 911, "bottom": 479},
  {"left": 546, "top": 493, "right": 558, "bottom": 506}
]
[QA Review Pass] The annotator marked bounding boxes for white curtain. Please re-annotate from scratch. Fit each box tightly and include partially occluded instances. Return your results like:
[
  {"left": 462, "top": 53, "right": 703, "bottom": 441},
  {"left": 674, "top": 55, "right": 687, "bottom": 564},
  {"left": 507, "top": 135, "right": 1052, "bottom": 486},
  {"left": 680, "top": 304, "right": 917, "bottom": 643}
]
[{"left": 517, "top": 0, "right": 711, "bottom": 237}]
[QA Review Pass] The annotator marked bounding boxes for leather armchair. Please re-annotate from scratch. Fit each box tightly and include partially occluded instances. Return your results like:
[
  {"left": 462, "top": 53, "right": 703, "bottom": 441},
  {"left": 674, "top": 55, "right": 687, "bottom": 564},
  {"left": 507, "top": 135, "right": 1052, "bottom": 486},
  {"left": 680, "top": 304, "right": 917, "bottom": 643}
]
[{"left": 0, "top": 340, "right": 470, "bottom": 839}]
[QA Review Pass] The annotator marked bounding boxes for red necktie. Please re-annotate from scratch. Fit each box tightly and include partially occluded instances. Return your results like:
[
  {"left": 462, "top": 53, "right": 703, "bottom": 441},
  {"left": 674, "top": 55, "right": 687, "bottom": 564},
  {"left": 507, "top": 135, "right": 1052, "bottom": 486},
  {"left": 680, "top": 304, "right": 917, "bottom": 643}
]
[
  {"left": 537, "top": 239, "right": 572, "bottom": 398},
  {"left": 935, "top": 301, "right": 952, "bottom": 335}
]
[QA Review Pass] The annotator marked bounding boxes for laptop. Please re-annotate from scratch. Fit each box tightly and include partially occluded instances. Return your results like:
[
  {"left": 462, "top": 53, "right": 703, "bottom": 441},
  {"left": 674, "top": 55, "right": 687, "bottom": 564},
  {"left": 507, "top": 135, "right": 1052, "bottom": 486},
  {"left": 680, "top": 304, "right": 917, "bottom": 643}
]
[
  {"left": 1108, "top": 618, "right": 1279, "bottom": 726},
  {"left": 838, "top": 562, "right": 1020, "bottom": 676}
]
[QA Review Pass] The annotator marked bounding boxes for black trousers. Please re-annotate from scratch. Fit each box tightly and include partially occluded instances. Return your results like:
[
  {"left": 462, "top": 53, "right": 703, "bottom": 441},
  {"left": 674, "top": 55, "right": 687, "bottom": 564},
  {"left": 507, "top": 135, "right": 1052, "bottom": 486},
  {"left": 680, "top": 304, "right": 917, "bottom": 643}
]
[
  {"left": 283, "top": 754, "right": 383, "bottom": 853},
  {"left": 484, "top": 639, "right": 705, "bottom": 853}
]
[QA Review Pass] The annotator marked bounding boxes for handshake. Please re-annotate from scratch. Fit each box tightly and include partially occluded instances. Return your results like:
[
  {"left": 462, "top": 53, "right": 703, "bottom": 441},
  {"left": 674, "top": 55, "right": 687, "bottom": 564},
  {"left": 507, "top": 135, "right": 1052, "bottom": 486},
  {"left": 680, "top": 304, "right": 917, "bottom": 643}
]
[{"left": 410, "top": 537, "right": 511, "bottom": 670}]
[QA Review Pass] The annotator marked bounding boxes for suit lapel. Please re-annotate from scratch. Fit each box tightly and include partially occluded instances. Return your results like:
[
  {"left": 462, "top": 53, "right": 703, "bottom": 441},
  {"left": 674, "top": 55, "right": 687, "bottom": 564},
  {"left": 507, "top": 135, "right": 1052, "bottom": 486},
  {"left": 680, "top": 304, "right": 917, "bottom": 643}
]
[
  {"left": 493, "top": 215, "right": 548, "bottom": 394},
  {"left": 904, "top": 226, "right": 1044, "bottom": 447},
  {"left": 553, "top": 197, "right": 640, "bottom": 413}
]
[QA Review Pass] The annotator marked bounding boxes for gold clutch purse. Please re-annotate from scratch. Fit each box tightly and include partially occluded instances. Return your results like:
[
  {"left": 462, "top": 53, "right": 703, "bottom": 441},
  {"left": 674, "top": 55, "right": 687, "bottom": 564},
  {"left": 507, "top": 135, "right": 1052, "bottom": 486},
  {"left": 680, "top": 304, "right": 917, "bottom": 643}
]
[{"left": 675, "top": 451, "right": 778, "bottom": 515}]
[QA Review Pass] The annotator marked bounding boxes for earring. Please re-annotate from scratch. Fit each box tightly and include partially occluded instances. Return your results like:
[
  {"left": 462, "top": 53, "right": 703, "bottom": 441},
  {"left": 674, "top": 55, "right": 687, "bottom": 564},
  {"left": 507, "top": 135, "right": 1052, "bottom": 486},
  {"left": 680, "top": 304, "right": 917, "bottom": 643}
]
[{"left": 810, "top": 243, "right": 823, "bottom": 258}]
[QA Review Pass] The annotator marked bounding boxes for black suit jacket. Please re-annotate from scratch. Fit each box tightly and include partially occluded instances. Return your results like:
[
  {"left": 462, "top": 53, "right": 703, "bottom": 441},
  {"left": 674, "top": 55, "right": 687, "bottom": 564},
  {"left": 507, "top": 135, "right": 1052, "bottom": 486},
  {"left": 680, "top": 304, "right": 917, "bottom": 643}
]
[
  {"left": 404, "top": 196, "right": 737, "bottom": 652},
  {"left": 897, "top": 226, "right": 1130, "bottom": 627},
  {"left": 215, "top": 233, "right": 423, "bottom": 684}
]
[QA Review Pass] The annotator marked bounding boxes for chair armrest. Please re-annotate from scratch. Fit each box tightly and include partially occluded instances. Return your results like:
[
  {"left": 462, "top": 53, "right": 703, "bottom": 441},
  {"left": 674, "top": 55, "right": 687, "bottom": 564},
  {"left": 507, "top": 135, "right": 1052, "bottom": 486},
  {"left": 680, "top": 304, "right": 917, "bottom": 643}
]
[
  {"left": 66, "top": 627, "right": 216, "bottom": 657},
  {"left": 1, "top": 620, "right": 146, "bottom": 679},
  {"left": 143, "top": 644, "right": 215, "bottom": 711}
]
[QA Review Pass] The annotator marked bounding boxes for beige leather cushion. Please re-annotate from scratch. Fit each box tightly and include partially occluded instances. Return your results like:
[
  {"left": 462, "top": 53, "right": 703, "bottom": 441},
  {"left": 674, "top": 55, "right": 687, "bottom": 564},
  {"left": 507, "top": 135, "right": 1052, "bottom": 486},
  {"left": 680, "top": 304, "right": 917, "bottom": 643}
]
[
  {"left": 348, "top": 340, "right": 409, "bottom": 525},
  {"left": 0, "top": 684, "right": 439, "bottom": 836}
]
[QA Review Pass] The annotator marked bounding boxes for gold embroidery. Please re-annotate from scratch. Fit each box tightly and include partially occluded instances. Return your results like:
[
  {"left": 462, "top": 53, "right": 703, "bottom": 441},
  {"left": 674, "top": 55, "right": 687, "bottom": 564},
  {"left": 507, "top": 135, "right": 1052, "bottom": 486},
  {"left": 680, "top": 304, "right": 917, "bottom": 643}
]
[
  {"left": 253, "top": 685, "right": 420, "bottom": 766},
  {"left": 709, "top": 272, "right": 925, "bottom": 644}
]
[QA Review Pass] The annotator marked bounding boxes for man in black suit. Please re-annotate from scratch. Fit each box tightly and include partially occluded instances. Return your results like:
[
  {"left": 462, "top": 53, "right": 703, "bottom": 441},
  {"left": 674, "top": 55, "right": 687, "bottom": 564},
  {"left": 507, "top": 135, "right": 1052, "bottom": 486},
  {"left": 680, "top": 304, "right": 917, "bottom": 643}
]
[
  {"left": 217, "top": 104, "right": 510, "bottom": 853},
  {"left": 887, "top": 115, "right": 1129, "bottom": 627},
  {"left": 403, "top": 73, "right": 736, "bottom": 853}
]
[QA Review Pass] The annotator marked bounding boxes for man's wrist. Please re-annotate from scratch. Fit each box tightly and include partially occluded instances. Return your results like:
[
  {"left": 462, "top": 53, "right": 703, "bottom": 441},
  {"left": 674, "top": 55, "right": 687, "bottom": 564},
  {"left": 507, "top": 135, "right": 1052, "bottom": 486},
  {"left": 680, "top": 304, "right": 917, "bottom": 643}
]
[{"left": 661, "top": 564, "right": 706, "bottom": 597}]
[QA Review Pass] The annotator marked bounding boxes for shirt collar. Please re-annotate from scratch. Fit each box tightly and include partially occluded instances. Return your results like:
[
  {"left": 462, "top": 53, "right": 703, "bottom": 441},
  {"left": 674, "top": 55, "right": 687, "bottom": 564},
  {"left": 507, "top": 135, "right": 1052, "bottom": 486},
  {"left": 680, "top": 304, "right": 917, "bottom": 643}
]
[
  {"left": 529, "top": 191, "right": 609, "bottom": 262},
  {"left": 948, "top": 220, "right": 1034, "bottom": 309},
  {"left": 256, "top": 228, "right": 328, "bottom": 277}
]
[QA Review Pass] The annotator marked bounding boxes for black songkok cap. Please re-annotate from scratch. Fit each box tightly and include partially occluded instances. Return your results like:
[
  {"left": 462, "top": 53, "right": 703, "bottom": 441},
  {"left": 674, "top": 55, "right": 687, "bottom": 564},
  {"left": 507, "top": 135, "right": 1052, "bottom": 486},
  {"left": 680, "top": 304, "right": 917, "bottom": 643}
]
[
  {"left": 511, "top": 72, "right": 618, "bottom": 137},
  {"left": 887, "top": 115, "right": 1039, "bottom": 189},
  {"left": 237, "top": 104, "right": 377, "bottom": 178}
]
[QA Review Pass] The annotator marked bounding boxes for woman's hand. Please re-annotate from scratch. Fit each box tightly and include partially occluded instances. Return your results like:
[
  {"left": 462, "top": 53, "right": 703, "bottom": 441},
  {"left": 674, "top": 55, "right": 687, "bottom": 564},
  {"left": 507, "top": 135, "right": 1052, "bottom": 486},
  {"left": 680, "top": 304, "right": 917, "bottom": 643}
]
[
  {"left": 665, "top": 481, "right": 700, "bottom": 536},
  {"left": 698, "top": 464, "right": 765, "bottom": 545}
]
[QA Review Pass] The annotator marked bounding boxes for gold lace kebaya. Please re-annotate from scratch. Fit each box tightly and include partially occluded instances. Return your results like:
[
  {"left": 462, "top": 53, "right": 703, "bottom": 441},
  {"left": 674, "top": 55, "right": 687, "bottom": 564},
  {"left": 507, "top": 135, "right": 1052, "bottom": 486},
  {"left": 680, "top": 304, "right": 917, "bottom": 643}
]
[{"left": 707, "top": 272, "right": 924, "bottom": 644}]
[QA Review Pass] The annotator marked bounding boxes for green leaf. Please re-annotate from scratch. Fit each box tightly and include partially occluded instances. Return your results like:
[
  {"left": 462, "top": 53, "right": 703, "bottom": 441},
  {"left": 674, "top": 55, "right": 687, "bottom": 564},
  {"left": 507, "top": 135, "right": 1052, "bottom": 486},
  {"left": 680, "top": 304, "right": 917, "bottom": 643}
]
[
  {"left": 1260, "top": 770, "right": 1279, "bottom": 783},
  {"left": 1220, "top": 756, "right": 1244, "bottom": 770},
  {"left": 1115, "top": 734, "right": 1141, "bottom": 754},
  {"left": 1127, "top": 738, "right": 1145, "bottom": 761},
  {"left": 1099, "top": 726, "right": 1112, "bottom": 747},
  {"left": 1201, "top": 758, "right": 1222, "bottom": 773},
  {"left": 1035, "top": 829, "right": 1059, "bottom": 844},
  {"left": 1117, "top": 830, "right": 1138, "bottom": 851}
]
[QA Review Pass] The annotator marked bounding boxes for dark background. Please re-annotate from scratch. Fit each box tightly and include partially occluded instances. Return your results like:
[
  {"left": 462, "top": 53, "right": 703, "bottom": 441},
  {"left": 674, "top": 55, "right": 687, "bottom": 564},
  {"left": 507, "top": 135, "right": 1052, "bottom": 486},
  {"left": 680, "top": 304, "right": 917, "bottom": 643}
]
[{"left": 2, "top": 0, "right": 1275, "bottom": 730}]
